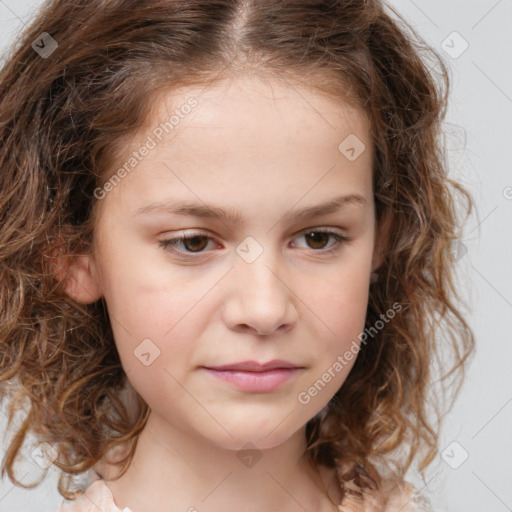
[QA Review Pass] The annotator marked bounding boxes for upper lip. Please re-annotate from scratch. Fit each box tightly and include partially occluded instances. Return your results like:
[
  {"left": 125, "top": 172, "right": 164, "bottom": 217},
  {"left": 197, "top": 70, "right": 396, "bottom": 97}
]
[{"left": 203, "top": 360, "right": 301, "bottom": 372}]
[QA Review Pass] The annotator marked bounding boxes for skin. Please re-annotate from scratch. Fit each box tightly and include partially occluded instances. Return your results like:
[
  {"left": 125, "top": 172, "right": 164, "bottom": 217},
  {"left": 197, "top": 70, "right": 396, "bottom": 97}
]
[{"left": 60, "top": 75, "right": 389, "bottom": 512}]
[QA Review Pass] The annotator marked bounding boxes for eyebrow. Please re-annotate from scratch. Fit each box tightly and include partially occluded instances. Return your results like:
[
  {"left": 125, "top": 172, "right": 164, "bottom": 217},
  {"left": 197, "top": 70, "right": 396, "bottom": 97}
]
[{"left": 135, "top": 193, "right": 366, "bottom": 224}]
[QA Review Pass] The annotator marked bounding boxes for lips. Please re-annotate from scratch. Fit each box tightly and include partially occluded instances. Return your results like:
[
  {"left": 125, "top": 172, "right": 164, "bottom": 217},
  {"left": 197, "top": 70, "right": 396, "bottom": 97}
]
[
  {"left": 203, "top": 359, "right": 301, "bottom": 372},
  {"left": 202, "top": 366, "right": 302, "bottom": 393}
]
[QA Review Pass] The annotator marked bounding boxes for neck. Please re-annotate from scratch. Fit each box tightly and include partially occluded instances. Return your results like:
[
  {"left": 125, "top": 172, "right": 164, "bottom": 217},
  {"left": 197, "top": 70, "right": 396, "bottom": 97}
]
[{"left": 96, "top": 411, "right": 341, "bottom": 512}]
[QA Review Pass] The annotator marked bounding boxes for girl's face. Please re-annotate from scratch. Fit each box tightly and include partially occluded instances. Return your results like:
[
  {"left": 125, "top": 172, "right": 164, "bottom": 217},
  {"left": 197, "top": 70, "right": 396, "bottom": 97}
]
[{"left": 86, "top": 76, "right": 378, "bottom": 450}]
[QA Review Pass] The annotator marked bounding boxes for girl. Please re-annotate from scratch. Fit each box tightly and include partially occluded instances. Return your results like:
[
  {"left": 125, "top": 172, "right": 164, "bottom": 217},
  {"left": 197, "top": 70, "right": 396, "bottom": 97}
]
[{"left": 0, "top": 1, "right": 474, "bottom": 511}]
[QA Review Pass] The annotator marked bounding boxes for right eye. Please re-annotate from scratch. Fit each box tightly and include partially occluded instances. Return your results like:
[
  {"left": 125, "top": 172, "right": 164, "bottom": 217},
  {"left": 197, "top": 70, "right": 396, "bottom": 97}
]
[{"left": 158, "top": 231, "right": 219, "bottom": 257}]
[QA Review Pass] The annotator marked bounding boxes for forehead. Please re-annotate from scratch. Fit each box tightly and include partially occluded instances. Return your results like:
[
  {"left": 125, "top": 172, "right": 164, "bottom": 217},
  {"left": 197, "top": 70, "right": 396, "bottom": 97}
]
[
  {"left": 146, "top": 74, "right": 370, "bottom": 150},
  {"left": 95, "top": 75, "right": 373, "bottom": 222}
]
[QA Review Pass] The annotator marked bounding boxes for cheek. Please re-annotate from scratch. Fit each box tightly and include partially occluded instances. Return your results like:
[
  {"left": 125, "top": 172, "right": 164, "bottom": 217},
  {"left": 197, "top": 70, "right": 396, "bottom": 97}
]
[
  {"left": 305, "top": 250, "right": 372, "bottom": 370},
  {"left": 95, "top": 247, "right": 206, "bottom": 374},
  {"left": 95, "top": 238, "right": 183, "bottom": 331},
  {"left": 316, "top": 260, "right": 371, "bottom": 335}
]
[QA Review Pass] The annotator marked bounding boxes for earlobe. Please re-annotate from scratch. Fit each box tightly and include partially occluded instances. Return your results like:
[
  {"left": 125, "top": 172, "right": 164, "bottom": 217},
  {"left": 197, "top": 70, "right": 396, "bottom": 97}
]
[{"left": 51, "top": 250, "right": 103, "bottom": 304}]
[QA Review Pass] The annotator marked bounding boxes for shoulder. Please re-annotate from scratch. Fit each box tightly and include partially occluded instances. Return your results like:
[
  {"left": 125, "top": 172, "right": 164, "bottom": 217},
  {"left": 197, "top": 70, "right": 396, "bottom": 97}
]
[
  {"left": 338, "top": 479, "right": 434, "bottom": 512},
  {"left": 58, "top": 478, "right": 133, "bottom": 512},
  {"left": 381, "top": 479, "right": 434, "bottom": 512}
]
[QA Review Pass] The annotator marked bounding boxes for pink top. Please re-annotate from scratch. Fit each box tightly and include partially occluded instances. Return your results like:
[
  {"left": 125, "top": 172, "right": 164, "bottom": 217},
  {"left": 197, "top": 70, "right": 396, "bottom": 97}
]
[{"left": 58, "top": 477, "right": 433, "bottom": 512}]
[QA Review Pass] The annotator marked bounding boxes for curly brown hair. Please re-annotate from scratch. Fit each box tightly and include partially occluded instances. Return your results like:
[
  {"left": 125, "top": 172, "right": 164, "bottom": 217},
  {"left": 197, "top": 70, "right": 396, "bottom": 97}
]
[{"left": 0, "top": 0, "right": 474, "bottom": 504}]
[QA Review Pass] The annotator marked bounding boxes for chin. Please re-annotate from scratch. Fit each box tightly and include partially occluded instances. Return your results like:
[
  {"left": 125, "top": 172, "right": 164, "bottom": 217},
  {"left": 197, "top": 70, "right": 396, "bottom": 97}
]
[{"left": 202, "top": 418, "right": 303, "bottom": 452}]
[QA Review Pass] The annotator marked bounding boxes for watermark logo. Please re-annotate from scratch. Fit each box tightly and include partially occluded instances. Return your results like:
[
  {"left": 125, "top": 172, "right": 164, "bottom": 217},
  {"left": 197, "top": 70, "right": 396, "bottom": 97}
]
[
  {"left": 237, "top": 442, "right": 263, "bottom": 468},
  {"left": 338, "top": 134, "right": 366, "bottom": 162},
  {"left": 441, "top": 31, "right": 469, "bottom": 60},
  {"left": 450, "top": 239, "right": 468, "bottom": 262},
  {"left": 441, "top": 441, "right": 469, "bottom": 469},
  {"left": 134, "top": 338, "right": 161, "bottom": 366},
  {"left": 31, "top": 442, "right": 58, "bottom": 469},
  {"left": 236, "top": 236, "right": 264, "bottom": 264},
  {"left": 32, "top": 32, "right": 58, "bottom": 58}
]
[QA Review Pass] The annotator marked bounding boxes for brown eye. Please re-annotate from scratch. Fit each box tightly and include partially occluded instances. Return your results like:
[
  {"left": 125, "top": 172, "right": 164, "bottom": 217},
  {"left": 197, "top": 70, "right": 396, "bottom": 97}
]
[
  {"left": 305, "top": 231, "right": 331, "bottom": 250},
  {"left": 293, "top": 228, "right": 350, "bottom": 254},
  {"left": 158, "top": 233, "right": 216, "bottom": 255},
  {"left": 180, "top": 235, "right": 209, "bottom": 252},
  {"left": 158, "top": 228, "right": 350, "bottom": 259}
]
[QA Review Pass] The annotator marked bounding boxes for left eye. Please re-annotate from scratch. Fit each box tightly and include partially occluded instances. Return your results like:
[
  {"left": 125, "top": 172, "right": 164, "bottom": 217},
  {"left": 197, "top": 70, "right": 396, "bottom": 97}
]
[
  {"left": 158, "top": 229, "right": 350, "bottom": 256},
  {"left": 292, "top": 230, "right": 349, "bottom": 251}
]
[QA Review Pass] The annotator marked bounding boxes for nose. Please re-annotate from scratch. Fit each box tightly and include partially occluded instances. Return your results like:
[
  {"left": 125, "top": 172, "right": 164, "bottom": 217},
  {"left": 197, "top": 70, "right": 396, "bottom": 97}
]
[{"left": 222, "top": 247, "right": 299, "bottom": 336}]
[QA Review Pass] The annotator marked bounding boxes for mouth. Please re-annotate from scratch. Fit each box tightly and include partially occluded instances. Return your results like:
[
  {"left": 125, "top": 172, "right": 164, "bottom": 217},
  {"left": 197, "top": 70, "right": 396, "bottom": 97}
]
[
  {"left": 203, "top": 359, "right": 302, "bottom": 372},
  {"left": 200, "top": 361, "right": 304, "bottom": 393}
]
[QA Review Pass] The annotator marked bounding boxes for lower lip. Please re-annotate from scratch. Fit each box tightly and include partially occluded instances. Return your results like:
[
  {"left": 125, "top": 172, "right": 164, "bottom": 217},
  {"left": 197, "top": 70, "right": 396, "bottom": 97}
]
[{"left": 203, "top": 368, "right": 301, "bottom": 392}]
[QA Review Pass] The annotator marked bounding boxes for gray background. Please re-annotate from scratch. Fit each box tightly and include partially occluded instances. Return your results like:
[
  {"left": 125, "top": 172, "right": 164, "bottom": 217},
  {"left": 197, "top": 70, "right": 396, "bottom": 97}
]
[{"left": 0, "top": 1, "right": 511, "bottom": 511}]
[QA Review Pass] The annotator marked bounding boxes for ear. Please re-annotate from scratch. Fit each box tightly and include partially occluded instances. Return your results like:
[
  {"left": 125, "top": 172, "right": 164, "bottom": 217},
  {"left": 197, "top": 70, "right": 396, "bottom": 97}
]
[
  {"left": 371, "top": 207, "right": 393, "bottom": 272},
  {"left": 51, "top": 248, "right": 102, "bottom": 304}
]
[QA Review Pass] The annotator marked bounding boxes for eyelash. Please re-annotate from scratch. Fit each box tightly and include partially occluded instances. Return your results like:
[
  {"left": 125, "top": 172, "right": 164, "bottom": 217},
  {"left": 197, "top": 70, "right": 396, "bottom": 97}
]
[{"left": 157, "top": 228, "right": 351, "bottom": 258}]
